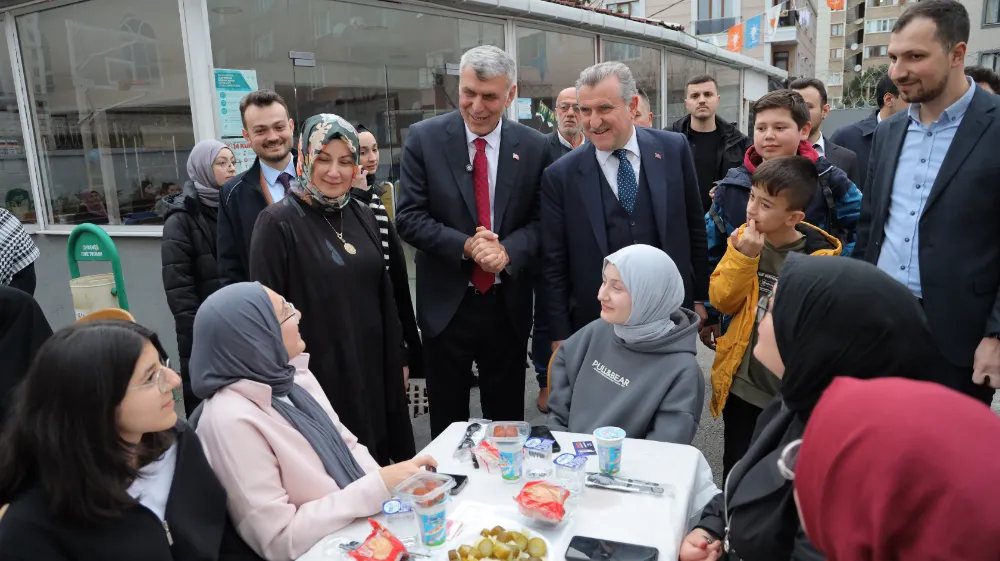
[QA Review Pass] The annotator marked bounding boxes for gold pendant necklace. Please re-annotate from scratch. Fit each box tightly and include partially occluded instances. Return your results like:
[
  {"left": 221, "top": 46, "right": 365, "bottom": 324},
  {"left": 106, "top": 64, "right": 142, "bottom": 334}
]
[{"left": 322, "top": 213, "right": 356, "bottom": 255}]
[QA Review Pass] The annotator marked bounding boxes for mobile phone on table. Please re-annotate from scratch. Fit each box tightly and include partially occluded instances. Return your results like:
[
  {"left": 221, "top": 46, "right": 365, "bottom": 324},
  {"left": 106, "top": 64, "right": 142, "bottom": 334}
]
[
  {"left": 530, "top": 425, "right": 562, "bottom": 453},
  {"left": 565, "top": 536, "right": 658, "bottom": 561},
  {"left": 443, "top": 473, "right": 469, "bottom": 495}
]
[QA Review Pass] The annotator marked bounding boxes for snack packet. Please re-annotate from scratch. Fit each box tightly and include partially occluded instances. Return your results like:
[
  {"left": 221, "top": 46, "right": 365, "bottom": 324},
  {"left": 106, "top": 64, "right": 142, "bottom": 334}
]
[
  {"left": 348, "top": 519, "right": 409, "bottom": 561},
  {"left": 472, "top": 440, "right": 501, "bottom": 473},
  {"left": 514, "top": 481, "right": 571, "bottom": 523}
]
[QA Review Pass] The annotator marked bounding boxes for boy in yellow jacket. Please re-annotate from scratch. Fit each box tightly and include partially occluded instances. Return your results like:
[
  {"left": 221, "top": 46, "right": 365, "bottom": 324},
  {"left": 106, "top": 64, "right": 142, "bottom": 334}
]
[{"left": 709, "top": 155, "right": 842, "bottom": 478}]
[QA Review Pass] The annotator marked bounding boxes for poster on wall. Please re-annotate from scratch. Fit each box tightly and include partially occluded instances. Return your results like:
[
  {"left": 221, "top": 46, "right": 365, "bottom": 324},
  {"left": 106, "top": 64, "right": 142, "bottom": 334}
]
[
  {"left": 214, "top": 68, "right": 259, "bottom": 138},
  {"left": 224, "top": 138, "right": 256, "bottom": 175},
  {"left": 517, "top": 98, "right": 533, "bottom": 120}
]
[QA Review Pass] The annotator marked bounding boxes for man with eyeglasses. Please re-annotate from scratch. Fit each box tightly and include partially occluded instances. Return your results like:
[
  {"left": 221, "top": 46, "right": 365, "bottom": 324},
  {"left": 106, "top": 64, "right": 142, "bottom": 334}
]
[{"left": 545, "top": 87, "right": 587, "bottom": 162}]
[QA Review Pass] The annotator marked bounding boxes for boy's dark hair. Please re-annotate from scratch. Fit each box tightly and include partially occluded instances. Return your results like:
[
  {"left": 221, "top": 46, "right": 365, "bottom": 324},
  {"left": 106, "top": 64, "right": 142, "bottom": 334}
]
[
  {"left": 752, "top": 90, "right": 811, "bottom": 130},
  {"left": 239, "top": 89, "right": 290, "bottom": 129},
  {"left": 355, "top": 124, "right": 371, "bottom": 134},
  {"left": 789, "top": 77, "right": 828, "bottom": 106},
  {"left": 686, "top": 74, "right": 719, "bottom": 91},
  {"left": 875, "top": 75, "right": 900, "bottom": 108},
  {"left": 893, "top": 0, "right": 969, "bottom": 51},
  {"left": 966, "top": 66, "right": 1000, "bottom": 93},
  {"left": 751, "top": 155, "right": 819, "bottom": 212}
]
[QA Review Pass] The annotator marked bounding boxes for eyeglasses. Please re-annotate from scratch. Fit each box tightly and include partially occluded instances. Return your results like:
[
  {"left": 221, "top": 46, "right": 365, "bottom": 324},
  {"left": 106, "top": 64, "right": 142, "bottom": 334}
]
[
  {"left": 128, "top": 357, "right": 172, "bottom": 394},
  {"left": 214, "top": 159, "right": 237, "bottom": 169},
  {"left": 777, "top": 438, "right": 802, "bottom": 480},
  {"left": 279, "top": 299, "right": 298, "bottom": 325},
  {"left": 556, "top": 103, "right": 581, "bottom": 113}
]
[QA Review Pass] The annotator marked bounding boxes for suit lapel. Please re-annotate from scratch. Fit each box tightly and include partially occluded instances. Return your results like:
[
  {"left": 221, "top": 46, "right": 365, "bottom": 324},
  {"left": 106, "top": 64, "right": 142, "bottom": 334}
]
[
  {"left": 876, "top": 116, "right": 909, "bottom": 218},
  {"left": 444, "top": 113, "right": 478, "bottom": 222},
  {"left": 636, "top": 128, "right": 668, "bottom": 245},
  {"left": 578, "top": 144, "right": 609, "bottom": 256},
  {"left": 924, "top": 92, "right": 995, "bottom": 214},
  {"left": 494, "top": 119, "right": 521, "bottom": 233}
]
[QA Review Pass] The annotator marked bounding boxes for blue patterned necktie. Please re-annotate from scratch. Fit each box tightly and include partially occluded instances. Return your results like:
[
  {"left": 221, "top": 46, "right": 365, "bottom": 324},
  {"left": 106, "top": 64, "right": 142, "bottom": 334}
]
[{"left": 613, "top": 148, "right": 637, "bottom": 215}]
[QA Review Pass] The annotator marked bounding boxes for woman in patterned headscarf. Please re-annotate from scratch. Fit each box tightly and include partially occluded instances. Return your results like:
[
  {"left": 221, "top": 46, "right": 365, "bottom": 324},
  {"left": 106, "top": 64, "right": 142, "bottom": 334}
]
[{"left": 248, "top": 114, "right": 415, "bottom": 465}]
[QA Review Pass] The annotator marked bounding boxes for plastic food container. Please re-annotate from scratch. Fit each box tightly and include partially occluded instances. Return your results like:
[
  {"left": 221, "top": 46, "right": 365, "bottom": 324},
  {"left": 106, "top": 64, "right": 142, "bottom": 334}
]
[
  {"left": 593, "top": 427, "right": 626, "bottom": 475},
  {"left": 553, "top": 453, "right": 588, "bottom": 496},
  {"left": 393, "top": 472, "right": 456, "bottom": 548},
  {"left": 487, "top": 421, "right": 530, "bottom": 483},
  {"left": 514, "top": 481, "right": 572, "bottom": 526}
]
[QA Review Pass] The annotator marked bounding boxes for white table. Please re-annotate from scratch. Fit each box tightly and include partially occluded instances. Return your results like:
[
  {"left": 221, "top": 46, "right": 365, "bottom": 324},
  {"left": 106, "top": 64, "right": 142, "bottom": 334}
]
[{"left": 299, "top": 423, "right": 719, "bottom": 561}]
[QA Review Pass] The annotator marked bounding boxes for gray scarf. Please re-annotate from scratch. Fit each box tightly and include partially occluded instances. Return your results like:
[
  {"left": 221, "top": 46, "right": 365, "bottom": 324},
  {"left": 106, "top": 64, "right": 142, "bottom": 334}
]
[
  {"left": 604, "top": 244, "right": 685, "bottom": 345},
  {"left": 186, "top": 139, "right": 226, "bottom": 208},
  {"left": 188, "top": 282, "right": 366, "bottom": 488}
]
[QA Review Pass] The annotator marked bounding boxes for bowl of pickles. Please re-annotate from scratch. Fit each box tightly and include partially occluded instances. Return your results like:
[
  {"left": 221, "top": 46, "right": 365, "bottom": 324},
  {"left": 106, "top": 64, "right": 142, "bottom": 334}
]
[{"left": 447, "top": 525, "right": 548, "bottom": 561}]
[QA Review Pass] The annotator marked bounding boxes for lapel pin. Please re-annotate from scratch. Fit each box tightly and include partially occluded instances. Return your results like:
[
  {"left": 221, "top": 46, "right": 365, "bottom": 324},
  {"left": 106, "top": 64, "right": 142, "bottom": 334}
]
[
  {"left": 654, "top": 153, "right": 662, "bottom": 159},
  {"left": 466, "top": 164, "right": 473, "bottom": 172},
  {"left": 513, "top": 153, "right": 520, "bottom": 161}
]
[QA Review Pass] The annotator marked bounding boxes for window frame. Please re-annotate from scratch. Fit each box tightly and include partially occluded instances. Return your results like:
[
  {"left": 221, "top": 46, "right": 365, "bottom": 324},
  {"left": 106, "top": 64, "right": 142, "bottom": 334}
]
[
  {"left": 831, "top": 23, "right": 844, "bottom": 36},
  {"left": 982, "top": 51, "right": 1000, "bottom": 72},
  {"left": 985, "top": 0, "right": 1000, "bottom": 27},
  {"left": 830, "top": 47, "right": 843, "bottom": 59}
]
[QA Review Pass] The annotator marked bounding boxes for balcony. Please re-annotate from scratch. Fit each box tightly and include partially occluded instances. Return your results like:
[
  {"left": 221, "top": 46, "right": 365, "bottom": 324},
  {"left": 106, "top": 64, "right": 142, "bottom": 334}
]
[
  {"left": 693, "top": 17, "right": 738, "bottom": 36},
  {"left": 771, "top": 10, "right": 800, "bottom": 44}
]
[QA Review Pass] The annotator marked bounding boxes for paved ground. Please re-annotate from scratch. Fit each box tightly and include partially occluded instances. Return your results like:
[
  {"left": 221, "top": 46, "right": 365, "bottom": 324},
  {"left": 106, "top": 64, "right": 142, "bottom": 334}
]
[{"left": 411, "top": 346, "right": 1000, "bottom": 488}]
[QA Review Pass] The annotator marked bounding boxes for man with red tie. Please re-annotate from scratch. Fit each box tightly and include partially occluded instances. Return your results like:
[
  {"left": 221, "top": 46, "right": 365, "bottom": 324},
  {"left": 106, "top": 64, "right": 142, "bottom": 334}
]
[{"left": 396, "top": 46, "right": 552, "bottom": 437}]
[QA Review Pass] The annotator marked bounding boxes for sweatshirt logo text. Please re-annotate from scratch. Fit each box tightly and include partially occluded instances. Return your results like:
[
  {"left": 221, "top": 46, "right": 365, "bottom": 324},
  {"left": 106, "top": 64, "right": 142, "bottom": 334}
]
[{"left": 593, "top": 360, "right": 630, "bottom": 388}]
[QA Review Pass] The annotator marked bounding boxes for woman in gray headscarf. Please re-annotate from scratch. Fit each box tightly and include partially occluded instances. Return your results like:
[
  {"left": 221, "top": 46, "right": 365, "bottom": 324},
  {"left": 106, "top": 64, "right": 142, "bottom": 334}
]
[
  {"left": 159, "top": 139, "right": 235, "bottom": 414},
  {"left": 190, "top": 282, "right": 436, "bottom": 561},
  {"left": 547, "top": 244, "right": 705, "bottom": 444}
]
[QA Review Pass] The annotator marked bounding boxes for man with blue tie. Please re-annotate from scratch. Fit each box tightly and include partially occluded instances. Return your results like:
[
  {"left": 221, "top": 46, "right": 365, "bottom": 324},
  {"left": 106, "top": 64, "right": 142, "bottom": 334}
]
[
  {"left": 856, "top": 0, "right": 1000, "bottom": 402},
  {"left": 542, "top": 62, "right": 709, "bottom": 349}
]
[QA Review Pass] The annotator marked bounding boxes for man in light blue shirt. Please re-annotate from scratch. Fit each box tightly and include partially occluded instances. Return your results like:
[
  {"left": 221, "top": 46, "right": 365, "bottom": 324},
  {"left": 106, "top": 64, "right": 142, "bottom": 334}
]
[{"left": 855, "top": 0, "right": 1000, "bottom": 404}]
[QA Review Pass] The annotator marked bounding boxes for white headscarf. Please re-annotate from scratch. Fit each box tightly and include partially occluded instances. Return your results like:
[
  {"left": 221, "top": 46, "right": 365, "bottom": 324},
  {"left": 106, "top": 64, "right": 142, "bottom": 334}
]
[{"left": 603, "top": 244, "right": 685, "bottom": 345}]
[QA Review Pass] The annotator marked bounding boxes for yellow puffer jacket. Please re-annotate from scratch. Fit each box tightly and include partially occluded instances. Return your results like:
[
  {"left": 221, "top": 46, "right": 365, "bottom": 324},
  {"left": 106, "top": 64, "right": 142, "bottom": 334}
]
[{"left": 708, "top": 222, "right": 842, "bottom": 418}]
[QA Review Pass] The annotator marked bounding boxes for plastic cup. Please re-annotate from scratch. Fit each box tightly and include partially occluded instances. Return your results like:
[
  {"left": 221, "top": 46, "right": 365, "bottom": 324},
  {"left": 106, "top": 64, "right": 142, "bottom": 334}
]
[
  {"left": 553, "top": 453, "right": 588, "bottom": 497},
  {"left": 593, "top": 427, "right": 626, "bottom": 475},
  {"left": 392, "top": 472, "right": 456, "bottom": 548},
  {"left": 487, "top": 421, "right": 530, "bottom": 483}
]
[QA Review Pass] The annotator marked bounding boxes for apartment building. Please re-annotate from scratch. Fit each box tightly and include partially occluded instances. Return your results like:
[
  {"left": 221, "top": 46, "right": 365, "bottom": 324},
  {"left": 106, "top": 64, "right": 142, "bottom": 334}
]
[
  {"left": 642, "top": 0, "right": 819, "bottom": 77},
  {"left": 816, "top": 0, "right": 1000, "bottom": 109}
]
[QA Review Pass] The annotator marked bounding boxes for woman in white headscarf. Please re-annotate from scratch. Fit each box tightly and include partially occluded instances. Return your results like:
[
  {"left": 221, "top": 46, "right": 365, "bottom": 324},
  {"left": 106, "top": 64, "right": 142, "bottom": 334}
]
[{"left": 547, "top": 244, "right": 704, "bottom": 444}]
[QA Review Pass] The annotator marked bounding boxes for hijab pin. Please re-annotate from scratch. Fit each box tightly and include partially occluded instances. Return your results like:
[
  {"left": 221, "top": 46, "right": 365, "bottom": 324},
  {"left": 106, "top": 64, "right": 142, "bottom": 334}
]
[
  {"left": 654, "top": 153, "right": 662, "bottom": 159},
  {"left": 513, "top": 153, "right": 520, "bottom": 161}
]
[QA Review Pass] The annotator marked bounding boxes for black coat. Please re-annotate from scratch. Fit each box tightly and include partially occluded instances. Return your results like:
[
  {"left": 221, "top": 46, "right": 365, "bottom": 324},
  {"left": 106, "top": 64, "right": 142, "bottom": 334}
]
[
  {"left": 217, "top": 154, "right": 297, "bottom": 286},
  {"left": 0, "top": 423, "right": 262, "bottom": 561},
  {"left": 694, "top": 401, "right": 824, "bottom": 561},
  {"left": 820, "top": 136, "right": 861, "bottom": 191},
  {"left": 541, "top": 127, "right": 709, "bottom": 341},
  {"left": 544, "top": 131, "right": 575, "bottom": 162},
  {"left": 856, "top": 87, "right": 1000, "bottom": 390},
  {"left": 829, "top": 111, "right": 877, "bottom": 189},
  {"left": 669, "top": 114, "right": 751, "bottom": 188},
  {"left": 159, "top": 181, "right": 221, "bottom": 414},
  {"left": 395, "top": 112, "right": 551, "bottom": 341}
]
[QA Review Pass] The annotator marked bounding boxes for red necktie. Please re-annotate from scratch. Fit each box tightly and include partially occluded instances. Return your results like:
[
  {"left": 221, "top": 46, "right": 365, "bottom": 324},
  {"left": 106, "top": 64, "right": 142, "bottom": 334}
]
[{"left": 471, "top": 138, "right": 493, "bottom": 293}]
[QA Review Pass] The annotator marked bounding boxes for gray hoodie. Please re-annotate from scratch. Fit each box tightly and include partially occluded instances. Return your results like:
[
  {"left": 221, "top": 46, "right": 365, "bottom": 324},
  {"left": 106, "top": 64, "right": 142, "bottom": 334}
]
[{"left": 547, "top": 308, "right": 704, "bottom": 444}]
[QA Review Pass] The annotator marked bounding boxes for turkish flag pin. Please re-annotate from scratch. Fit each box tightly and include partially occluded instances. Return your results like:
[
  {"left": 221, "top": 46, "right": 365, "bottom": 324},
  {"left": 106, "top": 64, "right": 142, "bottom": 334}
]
[
  {"left": 513, "top": 153, "right": 520, "bottom": 160},
  {"left": 655, "top": 153, "right": 662, "bottom": 159}
]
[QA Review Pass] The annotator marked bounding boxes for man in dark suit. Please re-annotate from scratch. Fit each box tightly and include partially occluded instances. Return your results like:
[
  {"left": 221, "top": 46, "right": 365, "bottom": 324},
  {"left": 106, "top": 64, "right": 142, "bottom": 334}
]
[
  {"left": 830, "top": 75, "right": 908, "bottom": 189},
  {"left": 217, "top": 90, "right": 297, "bottom": 286},
  {"left": 535, "top": 86, "right": 586, "bottom": 414},
  {"left": 542, "top": 62, "right": 709, "bottom": 348},
  {"left": 856, "top": 0, "right": 1000, "bottom": 403},
  {"left": 396, "top": 46, "right": 551, "bottom": 437},
  {"left": 545, "top": 87, "right": 586, "bottom": 162},
  {"left": 790, "top": 78, "right": 861, "bottom": 189}
]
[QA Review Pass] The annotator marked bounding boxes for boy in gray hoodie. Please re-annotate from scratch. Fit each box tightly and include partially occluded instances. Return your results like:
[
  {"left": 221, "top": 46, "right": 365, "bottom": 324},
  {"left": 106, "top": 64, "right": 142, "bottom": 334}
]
[{"left": 547, "top": 245, "right": 704, "bottom": 444}]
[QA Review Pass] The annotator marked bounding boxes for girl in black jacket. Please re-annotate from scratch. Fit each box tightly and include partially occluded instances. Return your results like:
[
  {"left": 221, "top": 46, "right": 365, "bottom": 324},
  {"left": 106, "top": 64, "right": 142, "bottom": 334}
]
[
  {"left": 160, "top": 140, "right": 236, "bottom": 414},
  {"left": 680, "top": 256, "right": 938, "bottom": 561},
  {"left": 0, "top": 320, "right": 261, "bottom": 561}
]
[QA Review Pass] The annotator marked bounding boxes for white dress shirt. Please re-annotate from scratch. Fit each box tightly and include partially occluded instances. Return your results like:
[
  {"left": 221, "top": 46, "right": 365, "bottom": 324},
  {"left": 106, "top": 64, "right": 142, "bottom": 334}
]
[
  {"left": 557, "top": 131, "right": 586, "bottom": 150},
  {"left": 812, "top": 134, "right": 826, "bottom": 157},
  {"left": 261, "top": 158, "right": 297, "bottom": 203},
  {"left": 595, "top": 126, "right": 641, "bottom": 198},
  {"left": 465, "top": 121, "right": 503, "bottom": 284}
]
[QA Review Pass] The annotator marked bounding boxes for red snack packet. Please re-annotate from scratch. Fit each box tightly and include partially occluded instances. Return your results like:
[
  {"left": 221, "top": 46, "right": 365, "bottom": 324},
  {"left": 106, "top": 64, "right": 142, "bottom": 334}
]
[
  {"left": 349, "top": 519, "right": 409, "bottom": 561},
  {"left": 473, "top": 440, "right": 501, "bottom": 473},
  {"left": 514, "top": 481, "right": 570, "bottom": 523}
]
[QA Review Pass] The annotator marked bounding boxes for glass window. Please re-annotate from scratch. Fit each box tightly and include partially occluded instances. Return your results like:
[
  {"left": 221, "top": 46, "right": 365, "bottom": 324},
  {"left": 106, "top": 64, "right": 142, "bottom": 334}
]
[
  {"left": 706, "top": 61, "right": 740, "bottom": 125},
  {"left": 831, "top": 24, "right": 845, "bottom": 36},
  {"left": 982, "top": 52, "right": 1000, "bottom": 73},
  {"left": 515, "top": 26, "right": 595, "bottom": 133},
  {"left": 773, "top": 51, "right": 790, "bottom": 72},
  {"left": 18, "top": 2, "right": 194, "bottom": 226},
  {"left": 602, "top": 40, "right": 662, "bottom": 128},
  {"left": 665, "top": 53, "right": 707, "bottom": 126},
  {"left": 0, "top": 18, "right": 35, "bottom": 224},
  {"left": 865, "top": 18, "right": 896, "bottom": 33},
  {"left": 987, "top": 0, "right": 999, "bottom": 25},
  {"left": 865, "top": 45, "right": 889, "bottom": 58},
  {"left": 831, "top": 48, "right": 844, "bottom": 59},
  {"left": 829, "top": 73, "right": 844, "bottom": 86}
]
